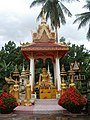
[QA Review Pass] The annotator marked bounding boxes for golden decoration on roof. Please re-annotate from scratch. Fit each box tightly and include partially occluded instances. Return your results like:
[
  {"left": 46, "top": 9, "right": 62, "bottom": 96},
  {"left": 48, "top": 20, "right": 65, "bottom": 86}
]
[{"left": 41, "top": 8, "right": 46, "bottom": 23}]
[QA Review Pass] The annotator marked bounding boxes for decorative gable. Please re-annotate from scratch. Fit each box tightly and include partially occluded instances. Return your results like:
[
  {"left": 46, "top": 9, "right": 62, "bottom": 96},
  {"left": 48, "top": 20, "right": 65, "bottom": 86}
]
[{"left": 32, "top": 17, "right": 56, "bottom": 43}]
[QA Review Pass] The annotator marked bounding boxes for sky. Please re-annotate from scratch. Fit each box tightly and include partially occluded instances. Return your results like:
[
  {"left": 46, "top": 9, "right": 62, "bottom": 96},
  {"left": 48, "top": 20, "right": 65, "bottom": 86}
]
[{"left": 0, "top": 0, "right": 90, "bottom": 50}]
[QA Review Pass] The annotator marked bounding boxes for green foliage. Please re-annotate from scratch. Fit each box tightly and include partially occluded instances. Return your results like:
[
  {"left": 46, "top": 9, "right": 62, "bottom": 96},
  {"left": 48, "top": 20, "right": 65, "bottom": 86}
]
[
  {"left": 0, "top": 41, "right": 29, "bottom": 79},
  {"left": 61, "top": 43, "right": 90, "bottom": 81}
]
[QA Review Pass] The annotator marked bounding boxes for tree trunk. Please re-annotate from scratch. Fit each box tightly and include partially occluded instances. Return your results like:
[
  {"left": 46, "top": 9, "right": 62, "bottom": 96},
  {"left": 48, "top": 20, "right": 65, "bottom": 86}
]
[{"left": 55, "top": 26, "right": 58, "bottom": 43}]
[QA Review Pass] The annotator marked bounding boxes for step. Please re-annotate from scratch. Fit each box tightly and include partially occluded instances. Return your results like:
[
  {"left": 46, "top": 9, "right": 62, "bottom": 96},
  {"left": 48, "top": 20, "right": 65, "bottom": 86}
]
[
  {"left": 35, "top": 99, "right": 58, "bottom": 105},
  {"left": 14, "top": 99, "right": 66, "bottom": 115}
]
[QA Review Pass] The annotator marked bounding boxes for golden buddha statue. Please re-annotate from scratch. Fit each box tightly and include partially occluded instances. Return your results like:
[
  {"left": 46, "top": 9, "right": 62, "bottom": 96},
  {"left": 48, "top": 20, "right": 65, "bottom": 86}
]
[
  {"left": 38, "top": 67, "right": 57, "bottom": 99},
  {"left": 39, "top": 67, "right": 50, "bottom": 88},
  {"left": 24, "top": 80, "right": 31, "bottom": 105},
  {"left": 61, "top": 77, "right": 67, "bottom": 95},
  {"left": 13, "top": 79, "right": 20, "bottom": 101},
  {"left": 69, "top": 76, "right": 76, "bottom": 88}
]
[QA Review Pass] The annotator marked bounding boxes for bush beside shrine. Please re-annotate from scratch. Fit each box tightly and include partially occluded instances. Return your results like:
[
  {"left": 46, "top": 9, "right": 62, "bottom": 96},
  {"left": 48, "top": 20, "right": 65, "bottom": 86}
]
[
  {"left": 58, "top": 87, "right": 87, "bottom": 113},
  {"left": 0, "top": 92, "right": 18, "bottom": 114}
]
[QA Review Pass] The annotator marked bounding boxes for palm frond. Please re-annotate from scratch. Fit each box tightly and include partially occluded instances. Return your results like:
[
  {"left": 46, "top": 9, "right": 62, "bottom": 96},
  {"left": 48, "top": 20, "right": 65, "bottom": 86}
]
[
  {"left": 60, "top": 2, "right": 72, "bottom": 17},
  {"left": 57, "top": 3, "right": 66, "bottom": 25},
  {"left": 87, "top": 24, "right": 90, "bottom": 40},
  {"left": 73, "top": 12, "right": 90, "bottom": 29},
  {"left": 83, "top": 1, "right": 90, "bottom": 10},
  {"left": 30, "top": 0, "right": 45, "bottom": 8},
  {"left": 37, "top": 9, "right": 43, "bottom": 21}
]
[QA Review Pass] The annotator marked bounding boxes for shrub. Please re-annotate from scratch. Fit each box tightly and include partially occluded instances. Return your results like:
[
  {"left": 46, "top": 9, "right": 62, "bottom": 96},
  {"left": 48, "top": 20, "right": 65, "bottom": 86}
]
[
  {"left": 58, "top": 87, "right": 86, "bottom": 113},
  {"left": 0, "top": 92, "right": 18, "bottom": 114}
]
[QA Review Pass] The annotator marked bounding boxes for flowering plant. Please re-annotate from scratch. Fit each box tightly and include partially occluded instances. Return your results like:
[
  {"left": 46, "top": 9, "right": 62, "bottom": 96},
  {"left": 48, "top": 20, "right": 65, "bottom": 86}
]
[
  {"left": 58, "top": 87, "right": 86, "bottom": 113},
  {"left": 0, "top": 92, "right": 18, "bottom": 114}
]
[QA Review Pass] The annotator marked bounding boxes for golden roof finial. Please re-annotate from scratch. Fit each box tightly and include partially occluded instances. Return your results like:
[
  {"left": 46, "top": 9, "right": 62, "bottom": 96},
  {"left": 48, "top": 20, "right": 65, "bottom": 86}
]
[
  {"left": 41, "top": 7, "right": 46, "bottom": 24},
  {"left": 42, "top": 7, "right": 45, "bottom": 20}
]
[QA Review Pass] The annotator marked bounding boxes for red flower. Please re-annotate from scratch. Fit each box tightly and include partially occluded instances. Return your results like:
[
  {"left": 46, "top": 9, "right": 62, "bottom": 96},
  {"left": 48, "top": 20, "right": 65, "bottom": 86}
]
[
  {"left": 81, "top": 97, "right": 86, "bottom": 104},
  {"left": 58, "top": 87, "right": 86, "bottom": 113},
  {"left": 0, "top": 92, "right": 18, "bottom": 114}
]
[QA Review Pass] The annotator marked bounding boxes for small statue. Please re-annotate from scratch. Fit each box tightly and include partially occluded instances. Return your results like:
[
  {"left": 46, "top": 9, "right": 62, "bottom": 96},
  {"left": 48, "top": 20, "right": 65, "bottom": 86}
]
[
  {"left": 61, "top": 77, "right": 67, "bottom": 95},
  {"left": 24, "top": 80, "right": 31, "bottom": 105},
  {"left": 69, "top": 76, "right": 76, "bottom": 88},
  {"left": 39, "top": 67, "right": 50, "bottom": 88},
  {"left": 13, "top": 79, "right": 20, "bottom": 101},
  {"left": 34, "top": 82, "right": 39, "bottom": 89}
]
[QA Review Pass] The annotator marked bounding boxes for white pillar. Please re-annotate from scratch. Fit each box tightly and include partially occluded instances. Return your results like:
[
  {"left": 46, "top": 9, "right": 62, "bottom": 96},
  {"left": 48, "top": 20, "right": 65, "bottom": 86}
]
[
  {"left": 29, "top": 58, "right": 34, "bottom": 92},
  {"left": 56, "top": 58, "right": 61, "bottom": 91},
  {"left": 54, "top": 62, "right": 57, "bottom": 86}
]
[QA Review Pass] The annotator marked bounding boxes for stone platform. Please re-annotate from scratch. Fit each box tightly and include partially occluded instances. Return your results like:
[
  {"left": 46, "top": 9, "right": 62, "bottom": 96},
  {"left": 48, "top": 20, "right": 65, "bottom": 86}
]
[{"left": 14, "top": 99, "right": 67, "bottom": 115}]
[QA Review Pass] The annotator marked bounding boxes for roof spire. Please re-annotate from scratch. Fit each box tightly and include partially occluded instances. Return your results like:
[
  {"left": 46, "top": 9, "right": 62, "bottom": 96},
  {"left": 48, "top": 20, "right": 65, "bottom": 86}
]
[
  {"left": 41, "top": 7, "right": 46, "bottom": 24},
  {"left": 42, "top": 8, "right": 45, "bottom": 20}
]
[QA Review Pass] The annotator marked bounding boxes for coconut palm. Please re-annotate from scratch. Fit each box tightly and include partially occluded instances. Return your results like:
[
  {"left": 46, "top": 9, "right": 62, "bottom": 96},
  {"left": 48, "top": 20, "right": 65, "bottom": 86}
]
[
  {"left": 73, "top": 0, "right": 90, "bottom": 40},
  {"left": 30, "top": 0, "right": 75, "bottom": 42}
]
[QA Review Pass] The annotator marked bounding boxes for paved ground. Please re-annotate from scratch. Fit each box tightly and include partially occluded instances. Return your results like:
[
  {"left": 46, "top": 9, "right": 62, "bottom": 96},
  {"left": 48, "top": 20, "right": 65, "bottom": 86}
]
[{"left": 0, "top": 114, "right": 90, "bottom": 120}]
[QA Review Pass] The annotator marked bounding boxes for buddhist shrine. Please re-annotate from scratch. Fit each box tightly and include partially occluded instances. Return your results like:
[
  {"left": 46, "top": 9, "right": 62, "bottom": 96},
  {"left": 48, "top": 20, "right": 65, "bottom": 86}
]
[{"left": 20, "top": 12, "right": 69, "bottom": 97}]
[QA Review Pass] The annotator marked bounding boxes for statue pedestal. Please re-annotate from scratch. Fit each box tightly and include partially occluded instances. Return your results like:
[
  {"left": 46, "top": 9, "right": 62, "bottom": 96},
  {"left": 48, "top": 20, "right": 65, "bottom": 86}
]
[{"left": 40, "top": 88, "right": 56, "bottom": 99}]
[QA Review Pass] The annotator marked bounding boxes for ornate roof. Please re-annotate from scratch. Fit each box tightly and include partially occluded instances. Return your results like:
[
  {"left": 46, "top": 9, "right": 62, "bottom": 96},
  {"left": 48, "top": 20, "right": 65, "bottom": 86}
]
[
  {"left": 21, "top": 43, "right": 68, "bottom": 51},
  {"left": 21, "top": 12, "right": 69, "bottom": 60}
]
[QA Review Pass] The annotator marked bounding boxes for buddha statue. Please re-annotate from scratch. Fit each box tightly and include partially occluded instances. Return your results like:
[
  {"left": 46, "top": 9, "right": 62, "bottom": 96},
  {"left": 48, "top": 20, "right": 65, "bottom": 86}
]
[
  {"left": 39, "top": 67, "right": 50, "bottom": 88},
  {"left": 13, "top": 80, "right": 20, "bottom": 102},
  {"left": 24, "top": 80, "right": 31, "bottom": 105},
  {"left": 61, "top": 77, "right": 67, "bottom": 95}
]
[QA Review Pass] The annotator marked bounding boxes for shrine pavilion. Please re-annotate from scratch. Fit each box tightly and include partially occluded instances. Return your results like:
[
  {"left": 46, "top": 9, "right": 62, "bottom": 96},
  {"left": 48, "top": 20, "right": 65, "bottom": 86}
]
[{"left": 21, "top": 13, "right": 69, "bottom": 92}]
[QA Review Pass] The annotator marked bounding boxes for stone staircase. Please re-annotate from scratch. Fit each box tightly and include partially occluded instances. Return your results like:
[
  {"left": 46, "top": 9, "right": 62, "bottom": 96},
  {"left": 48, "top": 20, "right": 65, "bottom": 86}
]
[
  {"left": 35, "top": 99, "right": 58, "bottom": 105},
  {"left": 14, "top": 99, "right": 66, "bottom": 115}
]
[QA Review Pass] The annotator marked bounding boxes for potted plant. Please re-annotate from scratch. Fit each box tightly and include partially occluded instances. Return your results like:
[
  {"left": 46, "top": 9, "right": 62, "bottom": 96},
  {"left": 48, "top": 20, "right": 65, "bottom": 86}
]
[
  {"left": 0, "top": 92, "right": 18, "bottom": 114},
  {"left": 58, "top": 87, "right": 86, "bottom": 113}
]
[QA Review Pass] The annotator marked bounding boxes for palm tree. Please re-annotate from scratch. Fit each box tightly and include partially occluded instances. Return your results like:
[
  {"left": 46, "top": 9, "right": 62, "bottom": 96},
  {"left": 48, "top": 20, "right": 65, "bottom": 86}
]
[
  {"left": 30, "top": 0, "right": 75, "bottom": 42},
  {"left": 73, "top": 0, "right": 90, "bottom": 40}
]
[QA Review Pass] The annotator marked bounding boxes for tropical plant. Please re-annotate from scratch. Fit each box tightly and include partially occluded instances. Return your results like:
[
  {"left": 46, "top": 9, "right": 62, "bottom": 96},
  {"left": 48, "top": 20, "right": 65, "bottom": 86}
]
[
  {"left": 58, "top": 87, "right": 86, "bottom": 113},
  {"left": 0, "top": 41, "right": 29, "bottom": 79},
  {"left": 0, "top": 92, "right": 18, "bottom": 114},
  {"left": 0, "top": 60, "right": 11, "bottom": 78},
  {"left": 73, "top": 0, "right": 90, "bottom": 40}
]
